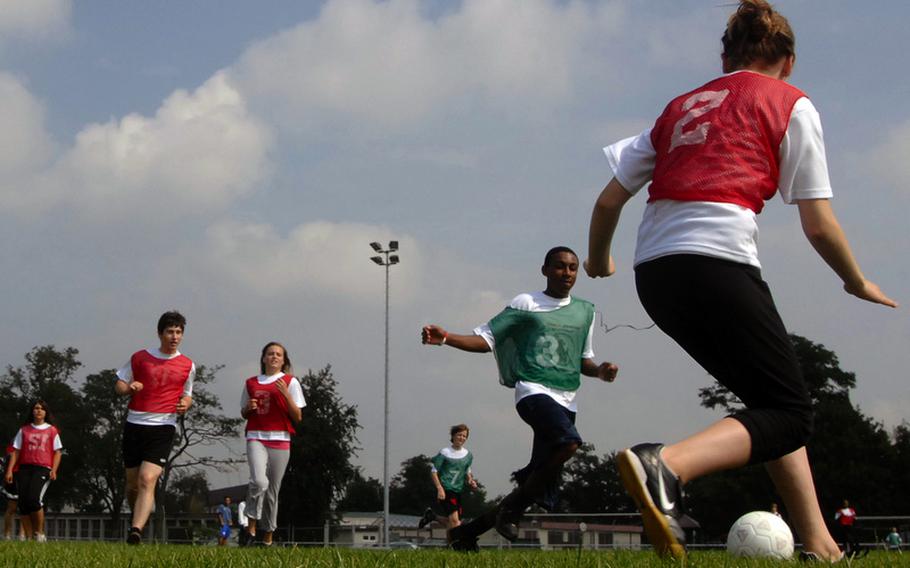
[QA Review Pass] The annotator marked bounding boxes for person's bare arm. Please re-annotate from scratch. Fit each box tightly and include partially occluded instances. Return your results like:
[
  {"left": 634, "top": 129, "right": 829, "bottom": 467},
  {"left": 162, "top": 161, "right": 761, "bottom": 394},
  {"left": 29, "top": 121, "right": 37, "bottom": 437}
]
[
  {"left": 421, "top": 325, "right": 491, "bottom": 353},
  {"left": 585, "top": 178, "right": 632, "bottom": 278},
  {"left": 430, "top": 470, "right": 445, "bottom": 500},
  {"left": 797, "top": 199, "right": 897, "bottom": 307}
]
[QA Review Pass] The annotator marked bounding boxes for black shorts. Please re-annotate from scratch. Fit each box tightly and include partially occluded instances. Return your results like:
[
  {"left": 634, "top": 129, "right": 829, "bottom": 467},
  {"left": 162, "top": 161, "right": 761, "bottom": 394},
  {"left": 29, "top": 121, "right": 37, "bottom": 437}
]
[
  {"left": 635, "top": 254, "right": 813, "bottom": 463},
  {"left": 436, "top": 489, "right": 463, "bottom": 517},
  {"left": 122, "top": 422, "right": 176, "bottom": 468},
  {"left": 16, "top": 464, "right": 51, "bottom": 515}
]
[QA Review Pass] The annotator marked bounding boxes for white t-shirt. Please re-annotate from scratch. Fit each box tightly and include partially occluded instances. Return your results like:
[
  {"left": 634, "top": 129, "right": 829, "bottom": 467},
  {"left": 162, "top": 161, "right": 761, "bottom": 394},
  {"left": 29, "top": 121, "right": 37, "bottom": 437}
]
[
  {"left": 604, "top": 78, "right": 833, "bottom": 268},
  {"left": 240, "top": 373, "right": 306, "bottom": 442},
  {"left": 116, "top": 348, "right": 196, "bottom": 426},
  {"left": 474, "top": 291, "right": 595, "bottom": 412}
]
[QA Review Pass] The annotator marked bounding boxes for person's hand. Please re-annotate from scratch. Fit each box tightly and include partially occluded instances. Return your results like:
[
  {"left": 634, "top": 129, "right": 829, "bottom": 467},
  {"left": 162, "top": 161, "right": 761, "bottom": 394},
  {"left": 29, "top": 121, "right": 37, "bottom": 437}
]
[
  {"left": 468, "top": 478, "right": 478, "bottom": 490},
  {"left": 176, "top": 397, "right": 191, "bottom": 415},
  {"left": 275, "top": 379, "right": 291, "bottom": 399},
  {"left": 437, "top": 487, "right": 446, "bottom": 501},
  {"left": 844, "top": 279, "right": 898, "bottom": 308},
  {"left": 49, "top": 469, "right": 57, "bottom": 481},
  {"left": 583, "top": 256, "right": 616, "bottom": 278},
  {"left": 422, "top": 325, "right": 448, "bottom": 346},
  {"left": 247, "top": 398, "right": 259, "bottom": 415},
  {"left": 597, "top": 362, "right": 619, "bottom": 382},
  {"left": 4, "top": 471, "right": 11, "bottom": 484},
  {"left": 128, "top": 381, "right": 144, "bottom": 394}
]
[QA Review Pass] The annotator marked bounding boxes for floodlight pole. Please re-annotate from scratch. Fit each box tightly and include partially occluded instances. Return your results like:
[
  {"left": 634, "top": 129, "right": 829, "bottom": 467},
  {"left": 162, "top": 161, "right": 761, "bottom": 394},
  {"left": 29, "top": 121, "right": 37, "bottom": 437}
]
[{"left": 369, "top": 241, "right": 399, "bottom": 546}]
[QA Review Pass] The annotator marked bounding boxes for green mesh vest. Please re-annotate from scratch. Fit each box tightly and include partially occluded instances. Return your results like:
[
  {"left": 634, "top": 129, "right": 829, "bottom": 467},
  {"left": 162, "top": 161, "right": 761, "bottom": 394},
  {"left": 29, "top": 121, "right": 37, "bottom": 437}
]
[{"left": 488, "top": 297, "right": 594, "bottom": 391}]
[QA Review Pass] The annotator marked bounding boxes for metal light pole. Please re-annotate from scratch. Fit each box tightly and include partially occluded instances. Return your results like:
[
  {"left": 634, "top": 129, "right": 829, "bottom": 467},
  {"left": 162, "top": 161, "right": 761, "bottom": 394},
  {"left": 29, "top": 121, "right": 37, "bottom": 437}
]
[{"left": 369, "top": 240, "right": 399, "bottom": 547}]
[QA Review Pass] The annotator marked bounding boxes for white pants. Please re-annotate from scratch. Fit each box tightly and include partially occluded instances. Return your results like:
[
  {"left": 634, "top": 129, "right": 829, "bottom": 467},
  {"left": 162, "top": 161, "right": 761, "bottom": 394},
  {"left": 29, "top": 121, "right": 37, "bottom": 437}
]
[{"left": 245, "top": 440, "right": 291, "bottom": 533}]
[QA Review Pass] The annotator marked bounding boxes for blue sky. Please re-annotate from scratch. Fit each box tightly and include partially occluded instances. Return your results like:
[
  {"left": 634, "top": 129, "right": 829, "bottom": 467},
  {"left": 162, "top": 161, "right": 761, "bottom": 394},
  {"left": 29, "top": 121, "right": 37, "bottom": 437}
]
[{"left": 1, "top": 0, "right": 907, "bottom": 498}]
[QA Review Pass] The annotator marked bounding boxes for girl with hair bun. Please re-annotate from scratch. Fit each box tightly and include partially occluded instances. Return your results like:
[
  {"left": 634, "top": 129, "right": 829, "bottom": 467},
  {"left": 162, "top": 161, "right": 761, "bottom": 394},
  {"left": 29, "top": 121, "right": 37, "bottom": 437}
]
[{"left": 586, "top": 0, "right": 896, "bottom": 561}]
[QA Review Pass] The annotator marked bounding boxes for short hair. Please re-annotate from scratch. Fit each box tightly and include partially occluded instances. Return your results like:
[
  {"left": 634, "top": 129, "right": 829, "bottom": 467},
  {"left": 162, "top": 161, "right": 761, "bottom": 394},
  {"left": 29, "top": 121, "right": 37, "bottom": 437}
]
[
  {"left": 157, "top": 311, "right": 187, "bottom": 335},
  {"left": 543, "top": 246, "right": 578, "bottom": 267},
  {"left": 450, "top": 424, "right": 469, "bottom": 440},
  {"left": 260, "top": 341, "right": 293, "bottom": 375}
]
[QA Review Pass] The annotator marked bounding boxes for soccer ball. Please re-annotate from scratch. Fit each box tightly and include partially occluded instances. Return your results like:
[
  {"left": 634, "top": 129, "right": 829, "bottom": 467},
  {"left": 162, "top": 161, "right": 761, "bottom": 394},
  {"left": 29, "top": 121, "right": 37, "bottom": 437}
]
[{"left": 726, "top": 511, "right": 794, "bottom": 559}]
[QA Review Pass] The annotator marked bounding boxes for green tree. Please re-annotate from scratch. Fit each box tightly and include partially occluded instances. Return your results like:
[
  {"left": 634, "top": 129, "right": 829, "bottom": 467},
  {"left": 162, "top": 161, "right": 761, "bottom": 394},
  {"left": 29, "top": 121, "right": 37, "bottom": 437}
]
[
  {"left": 337, "top": 469, "right": 383, "bottom": 512},
  {"left": 389, "top": 455, "right": 436, "bottom": 515},
  {"left": 278, "top": 365, "right": 360, "bottom": 536},
  {"left": 557, "top": 445, "right": 634, "bottom": 514},
  {"left": 164, "top": 470, "right": 211, "bottom": 514}
]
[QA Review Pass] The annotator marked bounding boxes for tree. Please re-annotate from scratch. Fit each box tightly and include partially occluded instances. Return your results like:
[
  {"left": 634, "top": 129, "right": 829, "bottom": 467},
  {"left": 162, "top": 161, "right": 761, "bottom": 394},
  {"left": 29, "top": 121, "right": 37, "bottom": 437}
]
[
  {"left": 164, "top": 470, "right": 211, "bottom": 514},
  {"left": 71, "top": 369, "right": 129, "bottom": 536},
  {"left": 157, "top": 364, "right": 245, "bottom": 540},
  {"left": 557, "top": 444, "right": 635, "bottom": 514},
  {"left": 278, "top": 365, "right": 360, "bottom": 536},
  {"left": 390, "top": 455, "right": 436, "bottom": 515},
  {"left": 337, "top": 469, "right": 383, "bottom": 512}
]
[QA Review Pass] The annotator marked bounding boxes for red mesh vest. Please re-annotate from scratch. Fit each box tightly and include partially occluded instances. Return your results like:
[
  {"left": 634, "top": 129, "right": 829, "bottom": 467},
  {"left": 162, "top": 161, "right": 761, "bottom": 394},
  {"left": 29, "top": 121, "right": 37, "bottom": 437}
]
[
  {"left": 649, "top": 72, "right": 805, "bottom": 214},
  {"left": 127, "top": 350, "right": 194, "bottom": 413},
  {"left": 244, "top": 374, "right": 296, "bottom": 435},
  {"left": 18, "top": 424, "right": 59, "bottom": 468}
]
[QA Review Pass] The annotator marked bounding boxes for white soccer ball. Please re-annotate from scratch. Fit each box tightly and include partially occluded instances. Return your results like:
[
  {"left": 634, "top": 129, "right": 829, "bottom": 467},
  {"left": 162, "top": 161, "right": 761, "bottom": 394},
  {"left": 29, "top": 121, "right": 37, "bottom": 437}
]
[{"left": 726, "top": 511, "right": 794, "bottom": 559}]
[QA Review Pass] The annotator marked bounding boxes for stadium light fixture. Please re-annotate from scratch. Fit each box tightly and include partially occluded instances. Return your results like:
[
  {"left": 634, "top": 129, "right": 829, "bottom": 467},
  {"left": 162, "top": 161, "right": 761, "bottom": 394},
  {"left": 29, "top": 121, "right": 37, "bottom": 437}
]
[{"left": 367, "top": 240, "right": 401, "bottom": 547}]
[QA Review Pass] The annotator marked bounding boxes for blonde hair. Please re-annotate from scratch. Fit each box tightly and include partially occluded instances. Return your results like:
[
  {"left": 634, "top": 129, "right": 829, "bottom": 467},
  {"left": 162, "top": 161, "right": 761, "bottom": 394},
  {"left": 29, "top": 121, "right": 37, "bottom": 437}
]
[{"left": 722, "top": 0, "right": 795, "bottom": 70}]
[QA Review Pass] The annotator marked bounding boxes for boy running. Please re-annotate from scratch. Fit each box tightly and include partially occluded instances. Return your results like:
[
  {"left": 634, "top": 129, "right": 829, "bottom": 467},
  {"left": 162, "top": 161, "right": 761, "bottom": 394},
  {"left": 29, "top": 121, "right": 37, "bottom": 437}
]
[
  {"left": 115, "top": 311, "right": 195, "bottom": 545},
  {"left": 421, "top": 246, "right": 618, "bottom": 551},
  {"left": 418, "top": 424, "right": 477, "bottom": 531}
]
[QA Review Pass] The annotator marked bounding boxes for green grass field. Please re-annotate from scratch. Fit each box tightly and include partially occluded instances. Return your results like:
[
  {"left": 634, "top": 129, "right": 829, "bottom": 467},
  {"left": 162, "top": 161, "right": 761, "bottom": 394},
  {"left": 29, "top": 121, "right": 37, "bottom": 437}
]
[{"left": 1, "top": 542, "right": 909, "bottom": 567}]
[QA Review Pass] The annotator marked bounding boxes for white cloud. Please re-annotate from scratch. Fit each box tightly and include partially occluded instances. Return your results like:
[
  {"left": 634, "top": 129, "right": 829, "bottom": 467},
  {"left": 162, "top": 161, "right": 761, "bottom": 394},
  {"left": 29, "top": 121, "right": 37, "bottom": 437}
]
[
  {"left": 0, "top": 72, "right": 55, "bottom": 179},
  {"left": 233, "top": 0, "right": 624, "bottom": 130},
  {"left": 198, "top": 220, "right": 424, "bottom": 302},
  {"left": 2, "top": 71, "right": 274, "bottom": 217},
  {"left": 0, "top": 0, "right": 71, "bottom": 43},
  {"left": 866, "top": 117, "right": 910, "bottom": 191}
]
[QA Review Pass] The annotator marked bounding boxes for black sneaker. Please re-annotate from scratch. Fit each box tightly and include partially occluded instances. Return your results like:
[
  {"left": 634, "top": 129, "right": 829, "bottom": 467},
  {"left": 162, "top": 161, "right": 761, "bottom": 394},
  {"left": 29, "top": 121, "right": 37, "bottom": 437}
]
[
  {"left": 494, "top": 507, "right": 522, "bottom": 542},
  {"left": 418, "top": 507, "right": 435, "bottom": 529},
  {"left": 799, "top": 550, "right": 845, "bottom": 563},
  {"left": 617, "top": 443, "right": 686, "bottom": 559},
  {"left": 447, "top": 525, "right": 479, "bottom": 553},
  {"left": 126, "top": 527, "right": 142, "bottom": 545}
]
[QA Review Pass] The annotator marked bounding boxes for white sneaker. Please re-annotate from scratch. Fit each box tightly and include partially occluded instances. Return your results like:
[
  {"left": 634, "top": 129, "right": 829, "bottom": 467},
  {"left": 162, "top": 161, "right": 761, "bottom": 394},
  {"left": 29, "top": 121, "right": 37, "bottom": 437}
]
[{"left": 35, "top": 533, "right": 47, "bottom": 542}]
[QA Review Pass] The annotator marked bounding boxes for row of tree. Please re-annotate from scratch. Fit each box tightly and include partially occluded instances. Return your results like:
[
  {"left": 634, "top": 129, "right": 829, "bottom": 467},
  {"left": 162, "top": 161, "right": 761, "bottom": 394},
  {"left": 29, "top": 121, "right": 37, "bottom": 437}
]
[{"left": 2, "top": 334, "right": 907, "bottom": 543}]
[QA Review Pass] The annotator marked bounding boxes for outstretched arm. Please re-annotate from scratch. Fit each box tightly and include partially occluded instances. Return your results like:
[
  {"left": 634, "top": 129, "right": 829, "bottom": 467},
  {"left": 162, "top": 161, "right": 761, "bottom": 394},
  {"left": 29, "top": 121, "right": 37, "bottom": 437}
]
[
  {"left": 585, "top": 178, "right": 632, "bottom": 278},
  {"left": 421, "top": 325, "right": 491, "bottom": 353},
  {"left": 797, "top": 199, "right": 897, "bottom": 307},
  {"left": 581, "top": 358, "right": 618, "bottom": 382}
]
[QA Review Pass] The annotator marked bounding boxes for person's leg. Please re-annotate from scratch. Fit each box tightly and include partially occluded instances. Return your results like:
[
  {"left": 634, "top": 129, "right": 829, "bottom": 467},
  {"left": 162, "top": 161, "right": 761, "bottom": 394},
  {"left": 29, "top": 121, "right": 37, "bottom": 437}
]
[
  {"left": 245, "top": 440, "right": 270, "bottom": 540},
  {"left": 3, "top": 499, "right": 15, "bottom": 539},
  {"left": 764, "top": 448, "right": 840, "bottom": 560},
  {"left": 660, "top": 417, "right": 751, "bottom": 483},
  {"left": 19, "top": 513, "right": 31, "bottom": 540},
  {"left": 260, "top": 446, "right": 290, "bottom": 545},
  {"left": 130, "top": 461, "right": 163, "bottom": 531},
  {"left": 31, "top": 509, "right": 44, "bottom": 538}
]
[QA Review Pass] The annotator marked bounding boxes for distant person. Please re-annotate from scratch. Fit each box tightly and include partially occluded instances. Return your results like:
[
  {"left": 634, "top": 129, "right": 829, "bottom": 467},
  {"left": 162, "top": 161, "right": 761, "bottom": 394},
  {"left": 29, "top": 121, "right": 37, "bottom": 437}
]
[
  {"left": 421, "top": 246, "right": 618, "bottom": 551},
  {"left": 2, "top": 441, "right": 27, "bottom": 540},
  {"left": 770, "top": 503, "right": 781, "bottom": 517},
  {"left": 5, "top": 400, "right": 63, "bottom": 542},
  {"left": 884, "top": 527, "right": 902, "bottom": 552},
  {"left": 241, "top": 342, "right": 305, "bottom": 547},
  {"left": 418, "top": 424, "right": 478, "bottom": 532},
  {"left": 585, "top": 0, "right": 896, "bottom": 562},
  {"left": 834, "top": 499, "right": 858, "bottom": 555},
  {"left": 216, "top": 496, "right": 233, "bottom": 546},
  {"left": 115, "top": 310, "right": 196, "bottom": 545}
]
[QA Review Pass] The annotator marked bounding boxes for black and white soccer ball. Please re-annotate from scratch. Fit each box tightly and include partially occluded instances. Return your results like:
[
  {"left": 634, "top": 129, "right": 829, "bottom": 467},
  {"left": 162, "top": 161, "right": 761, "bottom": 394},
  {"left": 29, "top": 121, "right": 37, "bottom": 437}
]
[{"left": 726, "top": 511, "right": 794, "bottom": 559}]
